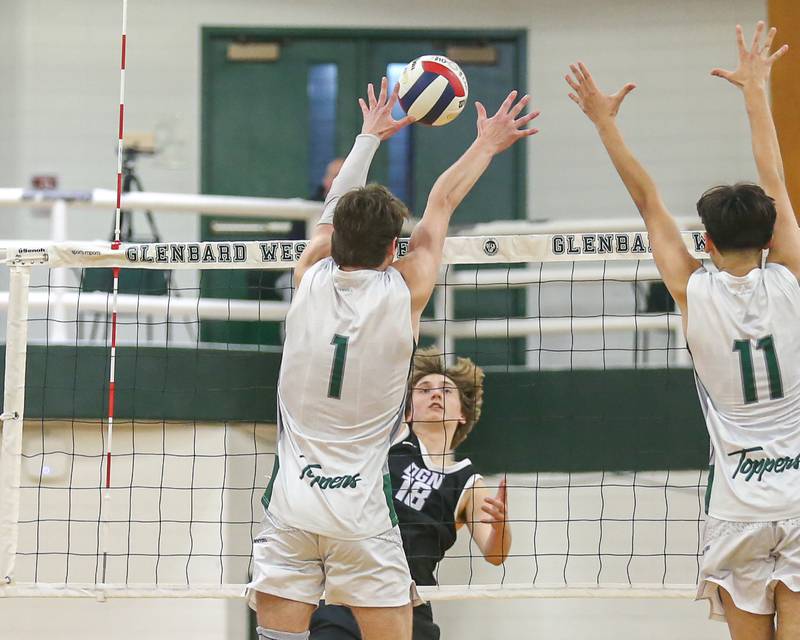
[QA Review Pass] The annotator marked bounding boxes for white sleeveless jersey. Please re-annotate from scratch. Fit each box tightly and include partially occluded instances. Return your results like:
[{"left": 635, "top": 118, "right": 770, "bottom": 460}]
[
  {"left": 263, "top": 257, "right": 414, "bottom": 540},
  {"left": 686, "top": 263, "right": 800, "bottom": 522}
]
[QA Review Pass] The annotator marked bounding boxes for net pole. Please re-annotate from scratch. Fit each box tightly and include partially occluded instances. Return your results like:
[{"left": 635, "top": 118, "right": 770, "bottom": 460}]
[
  {"left": 0, "top": 266, "right": 32, "bottom": 585},
  {"left": 100, "top": 0, "right": 128, "bottom": 585}
]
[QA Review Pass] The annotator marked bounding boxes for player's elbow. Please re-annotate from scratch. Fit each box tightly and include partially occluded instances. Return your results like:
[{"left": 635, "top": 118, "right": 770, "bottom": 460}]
[
  {"left": 485, "top": 554, "right": 505, "bottom": 566},
  {"left": 426, "top": 189, "right": 456, "bottom": 216},
  {"left": 637, "top": 192, "right": 665, "bottom": 219}
]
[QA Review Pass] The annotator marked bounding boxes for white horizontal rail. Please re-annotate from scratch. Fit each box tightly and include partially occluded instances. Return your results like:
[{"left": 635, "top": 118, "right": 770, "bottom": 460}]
[
  {"left": 443, "top": 262, "right": 663, "bottom": 288},
  {"left": 0, "top": 188, "right": 704, "bottom": 233},
  {"left": 424, "top": 314, "right": 681, "bottom": 339},
  {"left": 0, "top": 188, "right": 322, "bottom": 220},
  {"left": 0, "top": 582, "right": 696, "bottom": 600},
  {"left": 0, "top": 291, "right": 679, "bottom": 338},
  {"left": 0, "top": 291, "right": 289, "bottom": 322},
  {"left": 465, "top": 217, "right": 703, "bottom": 234}
]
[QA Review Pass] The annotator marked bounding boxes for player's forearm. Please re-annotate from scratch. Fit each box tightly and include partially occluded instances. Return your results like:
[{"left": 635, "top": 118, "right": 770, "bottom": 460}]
[
  {"left": 317, "top": 134, "right": 381, "bottom": 225},
  {"left": 481, "top": 526, "right": 512, "bottom": 565},
  {"left": 595, "top": 119, "right": 662, "bottom": 218},
  {"left": 743, "top": 84, "right": 785, "bottom": 187},
  {"left": 426, "top": 139, "right": 495, "bottom": 218}
]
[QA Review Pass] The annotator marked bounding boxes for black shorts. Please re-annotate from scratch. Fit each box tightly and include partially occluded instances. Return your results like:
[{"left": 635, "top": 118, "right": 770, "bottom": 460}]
[{"left": 310, "top": 602, "right": 440, "bottom": 640}]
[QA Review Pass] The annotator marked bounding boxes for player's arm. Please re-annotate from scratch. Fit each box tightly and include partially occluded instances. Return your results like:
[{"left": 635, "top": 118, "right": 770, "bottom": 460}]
[
  {"left": 565, "top": 62, "right": 700, "bottom": 314},
  {"left": 711, "top": 22, "right": 800, "bottom": 277},
  {"left": 294, "top": 78, "right": 414, "bottom": 287},
  {"left": 459, "top": 478, "right": 510, "bottom": 566},
  {"left": 394, "top": 92, "right": 539, "bottom": 332}
]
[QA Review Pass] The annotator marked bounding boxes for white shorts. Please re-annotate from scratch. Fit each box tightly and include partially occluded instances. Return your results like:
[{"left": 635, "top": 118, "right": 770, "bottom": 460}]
[
  {"left": 696, "top": 516, "right": 800, "bottom": 621},
  {"left": 246, "top": 510, "right": 420, "bottom": 608}
]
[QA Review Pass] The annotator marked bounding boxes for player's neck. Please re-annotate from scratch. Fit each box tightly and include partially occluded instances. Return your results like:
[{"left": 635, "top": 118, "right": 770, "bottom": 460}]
[
  {"left": 413, "top": 425, "right": 456, "bottom": 464},
  {"left": 339, "top": 264, "right": 389, "bottom": 272},
  {"left": 713, "top": 251, "right": 761, "bottom": 277}
]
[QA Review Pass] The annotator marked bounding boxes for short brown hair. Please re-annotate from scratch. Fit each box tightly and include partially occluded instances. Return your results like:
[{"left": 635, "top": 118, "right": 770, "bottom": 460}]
[
  {"left": 407, "top": 347, "right": 485, "bottom": 449},
  {"left": 331, "top": 184, "right": 408, "bottom": 268},
  {"left": 697, "top": 182, "right": 776, "bottom": 252}
]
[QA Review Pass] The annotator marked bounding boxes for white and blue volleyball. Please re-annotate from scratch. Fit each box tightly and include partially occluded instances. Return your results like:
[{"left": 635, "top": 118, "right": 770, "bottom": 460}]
[{"left": 398, "top": 55, "right": 468, "bottom": 126}]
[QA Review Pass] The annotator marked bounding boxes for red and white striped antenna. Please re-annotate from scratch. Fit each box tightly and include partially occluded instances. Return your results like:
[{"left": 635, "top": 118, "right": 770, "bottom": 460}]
[{"left": 101, "top": 0, "right": 128, "bottom": 584}]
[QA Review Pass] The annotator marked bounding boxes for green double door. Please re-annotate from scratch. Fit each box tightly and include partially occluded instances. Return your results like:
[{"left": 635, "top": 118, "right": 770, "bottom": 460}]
[{"left": 202, "top": 29, "right": 527, "bottom": 364}]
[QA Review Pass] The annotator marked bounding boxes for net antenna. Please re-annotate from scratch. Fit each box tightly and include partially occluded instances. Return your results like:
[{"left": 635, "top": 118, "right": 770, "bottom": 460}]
[{"left": 101, "top": 0, "right": 129, "bottom": 585}]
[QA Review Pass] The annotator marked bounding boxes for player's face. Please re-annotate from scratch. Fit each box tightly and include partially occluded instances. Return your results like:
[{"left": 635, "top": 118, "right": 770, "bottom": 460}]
[{"left": 409, "top": 374, "right": 464, "bottom": 427}]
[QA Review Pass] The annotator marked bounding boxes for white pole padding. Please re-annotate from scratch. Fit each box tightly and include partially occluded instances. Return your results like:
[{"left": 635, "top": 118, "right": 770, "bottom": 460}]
[{"left": 0, "top": 266, "right": 31, "bottom": 585}]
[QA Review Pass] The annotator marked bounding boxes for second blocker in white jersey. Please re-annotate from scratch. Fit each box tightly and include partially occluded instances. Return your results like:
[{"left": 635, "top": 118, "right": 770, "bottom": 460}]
[
  {"left": 687, "top": 263, "right": 800, "bottom": 522},
  {"left": 263, "top": 257, "right": 414, "bottom": 540}
]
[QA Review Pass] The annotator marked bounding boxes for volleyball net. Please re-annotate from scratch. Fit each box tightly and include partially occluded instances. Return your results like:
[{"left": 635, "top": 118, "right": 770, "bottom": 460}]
[{"left": 0, "top": 231, "right": 709, "bottom": 600}]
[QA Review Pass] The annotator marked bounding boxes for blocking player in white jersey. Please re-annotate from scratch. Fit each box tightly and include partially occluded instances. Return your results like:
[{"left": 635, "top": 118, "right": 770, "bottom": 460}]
[
  {"left": 565, "top": 21, "right": 800, "bottom": 640},
  {"left": 247, "top": 78, "right": 538, "bottom": 640}
]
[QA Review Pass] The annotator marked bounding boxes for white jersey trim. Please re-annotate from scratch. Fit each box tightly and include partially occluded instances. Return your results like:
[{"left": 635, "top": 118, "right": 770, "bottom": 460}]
[{"left": 454, "top": 473, "right": 484, "bottom": 527}]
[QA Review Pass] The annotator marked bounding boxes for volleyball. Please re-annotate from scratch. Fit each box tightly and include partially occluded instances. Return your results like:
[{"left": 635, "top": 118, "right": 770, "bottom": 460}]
[{"left": 398, "top": 55, "right": 468, "bottom": 126}]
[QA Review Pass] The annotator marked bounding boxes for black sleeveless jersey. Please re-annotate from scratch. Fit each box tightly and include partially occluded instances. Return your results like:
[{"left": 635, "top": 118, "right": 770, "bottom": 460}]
[{"left": 389, "top": 428, "right": 481, "bottom": 586}]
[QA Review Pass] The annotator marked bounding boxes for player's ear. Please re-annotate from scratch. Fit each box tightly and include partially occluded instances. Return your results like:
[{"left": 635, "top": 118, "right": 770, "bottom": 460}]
[{"left": 703, "top": 232, "right": 715, "bottom": 254}]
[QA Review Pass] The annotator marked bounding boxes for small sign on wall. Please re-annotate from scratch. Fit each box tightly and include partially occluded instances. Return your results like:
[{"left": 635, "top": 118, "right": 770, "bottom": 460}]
[{"left": 31, "top": 175, "right": 58, "bottom": 190}]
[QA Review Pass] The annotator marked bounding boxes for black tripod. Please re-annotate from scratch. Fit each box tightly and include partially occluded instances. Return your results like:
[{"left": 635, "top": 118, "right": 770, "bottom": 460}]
[
  {"left": 115, "top": 147, "right": 163, "bottom": 246},
  {"left": 84, "top": 148, "right": 195, "bottom": 343}
]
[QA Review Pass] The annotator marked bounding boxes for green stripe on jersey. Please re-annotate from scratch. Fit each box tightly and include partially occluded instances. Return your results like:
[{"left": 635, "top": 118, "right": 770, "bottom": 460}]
[
  {"left": 261, "top": 455, "right": 280, "bottom": 510},
  {"left": 704, "top": 464, "right": 714, "bottom": 515},
  {"left": 383, "top": 472, "right": 398, "bottom": 527}
]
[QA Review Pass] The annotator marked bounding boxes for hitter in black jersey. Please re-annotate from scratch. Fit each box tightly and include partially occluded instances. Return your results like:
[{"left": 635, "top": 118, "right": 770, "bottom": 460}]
[{"left": 310, "top": 348, "right": 511, "bottom": 640}]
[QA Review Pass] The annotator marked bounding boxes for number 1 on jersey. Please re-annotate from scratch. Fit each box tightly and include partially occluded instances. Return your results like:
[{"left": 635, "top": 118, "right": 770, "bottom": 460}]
[
  {"left": 328, "top": 334, "right": 350, "bottom": 399},
  {"left": 733, "top": 335, "right": 784, "bottom": 404}
]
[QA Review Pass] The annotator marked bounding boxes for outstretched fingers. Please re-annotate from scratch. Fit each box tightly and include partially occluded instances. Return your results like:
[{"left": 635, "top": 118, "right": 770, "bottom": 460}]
[
  {"left": 770, "top": 43, "right": 789, "bottom": 63},
  {"left": 495, "top": 90, "right": 518, "bottom": 116},
  {"left": 386, "top": 81, "right": 401, "bottom": 112},
  {"left": 735, "top": 24, "right": 747, "bottom": 56},
  {"left": 376, "top": 76, "right": 388, "bottom": 107},
  {"left": 509, "top": 94, "right": 530, "bottom": 118},
  {"left": 750, "top": 20, "right": 765, "bottom": 53},
  {"left": 710, "top": 67, "right": 733, "bottom": 80},
  {"left": 614, "top": 83, "right": 637, "bottom": 102},
  {"left": 393, "top": 114, "right": 415, "bottom": 131},
  {"left": 577, "top": 62, "right": 597, "bottom": 90},
  {"left": 762, "top": 26, "right": 777, "bottom": 56},
  {"left": 515, "top": 110, "right": 540, "bottom": 133},
  {"left": 565, "top": 72, "right": 582, "bottom": 95}
]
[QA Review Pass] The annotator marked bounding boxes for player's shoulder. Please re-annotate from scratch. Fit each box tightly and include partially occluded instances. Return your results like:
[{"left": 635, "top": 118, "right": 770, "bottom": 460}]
[
  {"left": 304, "top": 255, "right": 334, "bottom": 279},
  {"left": 390, "top": 423, "right": 415, "bottom": 450},
  {"left": 685, "top": 264, "right": 711, "bottom": 295},
  {"left": 764, "top": 261, "right": 800, "bottom": 285}
]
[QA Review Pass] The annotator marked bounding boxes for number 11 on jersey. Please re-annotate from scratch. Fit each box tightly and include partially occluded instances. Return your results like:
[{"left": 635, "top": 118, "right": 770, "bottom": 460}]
[
  {"left": 733, "top": 335, "right": 784, "bottom": 404},
  {"left": 328, "top": 334, "right": 350, "bottom": 399}
]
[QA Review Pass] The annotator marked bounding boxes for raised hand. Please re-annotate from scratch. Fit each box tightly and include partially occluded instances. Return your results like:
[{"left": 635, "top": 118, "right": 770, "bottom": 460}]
[
  {"left": 565, "top": 61, "right": 636, "bottom": 126},
  {"left": 711, "top": 21, "right": 789, "bottom": 90},
  {"left": 475, "top": 91, "right": 540, "bottom": 155},
  {"left": 359, "top": 77, "right": 415, "bottom": 140},
  {"left": 479, "top": 478, "right": 508, "bottom": 527}
]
